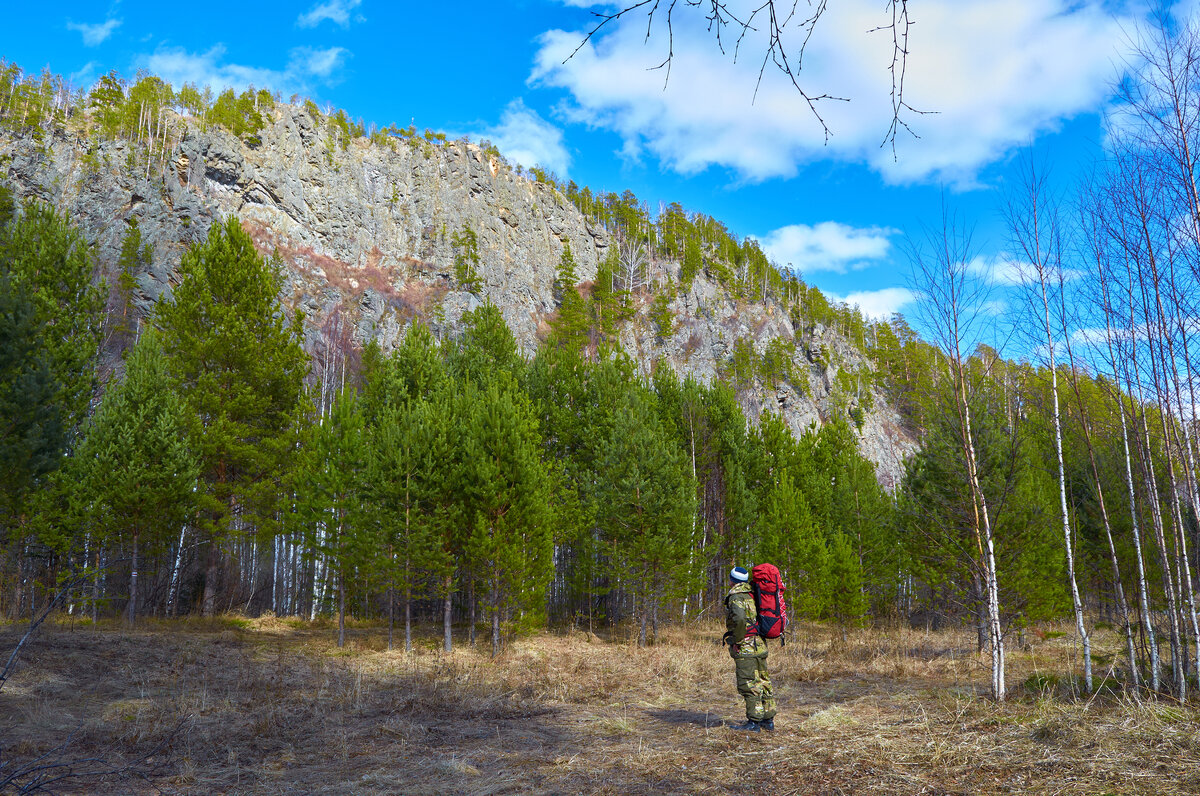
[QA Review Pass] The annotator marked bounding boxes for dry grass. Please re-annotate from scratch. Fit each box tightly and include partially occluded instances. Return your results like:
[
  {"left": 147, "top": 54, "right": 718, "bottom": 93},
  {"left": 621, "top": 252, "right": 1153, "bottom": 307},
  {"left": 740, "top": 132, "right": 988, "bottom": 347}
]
[{"left": 1, "top": 617, "right": 1198, "bottom": 794}]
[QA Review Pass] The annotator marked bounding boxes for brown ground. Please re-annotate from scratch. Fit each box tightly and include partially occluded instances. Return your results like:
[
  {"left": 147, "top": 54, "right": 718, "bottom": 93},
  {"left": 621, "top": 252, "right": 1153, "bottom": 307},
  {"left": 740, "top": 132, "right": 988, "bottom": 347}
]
[{"left": 2, "top": 616, "right": 1198, "bottom": 795}]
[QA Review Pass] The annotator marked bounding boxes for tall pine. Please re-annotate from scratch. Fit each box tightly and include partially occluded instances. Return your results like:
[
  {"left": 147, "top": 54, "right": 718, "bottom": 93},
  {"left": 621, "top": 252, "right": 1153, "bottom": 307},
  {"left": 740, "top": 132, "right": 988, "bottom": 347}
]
[
  {"left": 72, "top": 330, "right": 198, "bottom": 624},
  {"left": 155, "top": 216, "right": 307, "bottom": 616}
]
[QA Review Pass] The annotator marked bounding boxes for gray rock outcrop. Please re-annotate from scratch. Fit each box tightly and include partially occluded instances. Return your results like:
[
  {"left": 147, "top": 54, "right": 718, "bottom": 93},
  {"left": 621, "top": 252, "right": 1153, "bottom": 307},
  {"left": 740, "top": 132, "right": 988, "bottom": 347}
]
[{"left": 0, "top": 105, "right": 917, "bottom": 486}]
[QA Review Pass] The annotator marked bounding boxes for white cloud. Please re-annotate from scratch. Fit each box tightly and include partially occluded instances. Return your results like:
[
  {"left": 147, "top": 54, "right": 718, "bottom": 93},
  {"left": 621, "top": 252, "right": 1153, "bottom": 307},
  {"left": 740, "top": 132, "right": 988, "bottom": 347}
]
[
  {"left": 144, "top": 46, "right": 283, "bottom": 93},
  {"left": 297, "top": 0, "right": 363, "bottom": 29},
  {"left": 967, "top": 253, "right": 1088, "bottom": 287},
  {"left": 475, "top": 99, "right": 572, "bottom": 177},
  {"left": 968, "top": 254, "right": 1030, "bottom": 286},
  {"left": 531, "top": 0, "right": 1140, "bottom": 183},
  {"left": 828, "top": 287, "right": 917, "bottom": 320},
  {"left": 141, "top": 45, "right": 350, "bottom": 96},
  {"left": 291, "top": 46, "right": 350, "bottom": 81},
  {"left": 757, "top": 222, "right": 895, "bottom": 274},
  {"left": 69, "top": 62, "right": 99, "bottom": 90},
  {"left": 67, "top": 18, "right": 121, "bottom": 47}
]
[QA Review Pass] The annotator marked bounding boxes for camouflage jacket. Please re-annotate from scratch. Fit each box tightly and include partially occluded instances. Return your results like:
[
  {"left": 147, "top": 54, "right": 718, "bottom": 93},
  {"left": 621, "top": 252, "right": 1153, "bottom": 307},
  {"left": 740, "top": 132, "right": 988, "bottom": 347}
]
[{"left": 725, "top": 581, "right": 767, "bottom": 659}]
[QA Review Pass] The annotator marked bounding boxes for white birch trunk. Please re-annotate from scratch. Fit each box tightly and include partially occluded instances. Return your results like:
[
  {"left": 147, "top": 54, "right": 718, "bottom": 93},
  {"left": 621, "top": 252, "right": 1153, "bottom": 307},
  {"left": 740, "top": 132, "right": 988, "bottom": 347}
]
[
  {"left": 1037, "top": 271, "right": 1092, "bottom": 693},
  {"left": 956, "top": 359, "right": 1005, "bottom": 700}
]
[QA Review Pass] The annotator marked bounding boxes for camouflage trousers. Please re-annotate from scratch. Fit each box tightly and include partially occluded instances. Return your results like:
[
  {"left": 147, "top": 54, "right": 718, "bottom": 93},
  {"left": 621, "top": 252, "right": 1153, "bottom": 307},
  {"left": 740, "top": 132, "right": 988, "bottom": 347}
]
[{"left": 734, "top": 654, "right": 777, "bottom": 721}]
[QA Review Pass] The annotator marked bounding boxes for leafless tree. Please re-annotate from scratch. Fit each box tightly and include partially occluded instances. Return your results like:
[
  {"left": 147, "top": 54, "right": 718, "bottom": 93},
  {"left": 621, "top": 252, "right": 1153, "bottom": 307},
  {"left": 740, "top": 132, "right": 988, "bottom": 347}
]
[
  {"left": 1004, "top": 155, "right": 1093, "bottom": 694},
  {"left": 571, "top": 0, "right": 922, "bottom": 149},
  {"left": 617, "top": 239, "right": 650, "bottom": 294},
  {"left": 907, "top": 202, "right": 1006, "bottom": 700}
]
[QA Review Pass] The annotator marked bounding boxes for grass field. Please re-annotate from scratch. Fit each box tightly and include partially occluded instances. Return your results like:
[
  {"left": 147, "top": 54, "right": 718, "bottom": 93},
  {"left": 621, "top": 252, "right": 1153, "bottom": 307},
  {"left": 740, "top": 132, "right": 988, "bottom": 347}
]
[{"left": 2, "top": 617, "right": 1199, "bottom": 795}]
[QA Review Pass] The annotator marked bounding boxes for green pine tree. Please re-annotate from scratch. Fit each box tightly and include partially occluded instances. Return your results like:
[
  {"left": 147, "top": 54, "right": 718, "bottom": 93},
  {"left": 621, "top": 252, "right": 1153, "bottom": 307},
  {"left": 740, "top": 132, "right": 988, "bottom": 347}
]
[
  {"left": 456, "top": 377, "right": 555, "bottom": 657},
  {"left": 452, "top": 225, "right": 483, "bottom": 293},
  {"left": 594, "top": 383, "right": 697, "bottom": 646},
  {"left": 828, "top": 530, "right": 868, "bottom": 626},
  {"left": 155, "top": 216, "right": 308, "bottom": 616},
  {"left": 110, "top": 218, "right": 152, "bottom": 356},
  {"left": 72, "top": 329, "right": 198, "bottom": 624},
  {"left": 0, "top": 203, "right": 103, "bottom": 606},
  {"left": 0, "top": 274, "right": 62, "bottom": 529},
  {"left": 366, "top": 396, "right": 453, "bottom": 651},
  {"left": 549, "top": 244, "right": 590, "bottom": 354},
  {"left": 298, "top": 386, "right": 368, "bottom": 647},
  {"left": 0, "top": 200, "right": 105, "bottom": 440}
]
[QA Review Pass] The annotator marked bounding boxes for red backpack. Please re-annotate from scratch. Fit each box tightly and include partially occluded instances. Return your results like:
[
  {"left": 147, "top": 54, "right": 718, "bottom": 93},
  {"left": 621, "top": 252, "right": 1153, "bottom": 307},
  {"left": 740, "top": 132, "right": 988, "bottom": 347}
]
[{"left": 750, "top": 563, "right": 787, "bottom": 640}]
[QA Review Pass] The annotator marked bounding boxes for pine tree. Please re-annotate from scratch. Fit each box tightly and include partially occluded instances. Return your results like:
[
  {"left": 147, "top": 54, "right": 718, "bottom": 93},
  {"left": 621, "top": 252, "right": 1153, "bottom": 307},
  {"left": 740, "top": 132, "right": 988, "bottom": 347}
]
[
  {"left": 0, "top": 200, "right": 105, "bottom": 440},
  {"left": 72, "top": 330, "right": 198, "bottom": 624},
  {"left": 155, "top": 216, "right": 308, "bottom": 616},
  {"left": 362, "top": 325, "right": 456, "bottom": 651},
  {"left": 0, "top": 274, "right": 62, "bottom": 527},
  {"left": 456, "top": 378, "right": 554, "bottom": 657},
  {"left": 110, "top": 218, "right": 152, "bottom": 356},
  {"left": 553, "top": 243, "right": 579, "bottom": 301},
  {"left": 0, "top": 203, "right": 103, "bottom": 613},
  {"left": 549, "top": 244, "right": 590, "bottom": 353},
  {"left": 296, "top": 386, "right": 367, "bottom": 647},
  {"left": 361, "top": 322, "right": 448, "bottom": 420},
  {"left": 449, "top": 301, "right": 523, "bottom": 386},
  {"left": 828, "top": 531, "right": 868, "bottom": 627},
  {"left": 367, "top": 397, "right": 453, "bottom": 652},
  {"left": 760, "top": 472, "right": 828, "bottom": 619},
  {"left": 451, "top": 225, "right": 483, "bottom": 293},
  {"left": 594, "top": 383, "right": 696, "bottom": 646}
]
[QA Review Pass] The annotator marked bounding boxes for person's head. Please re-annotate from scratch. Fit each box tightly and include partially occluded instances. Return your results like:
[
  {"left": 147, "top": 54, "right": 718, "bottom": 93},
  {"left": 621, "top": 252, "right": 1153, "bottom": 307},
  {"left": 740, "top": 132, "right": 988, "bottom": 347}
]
[{"left": 729, "top": 566, "right": 749, "bottom": 584}]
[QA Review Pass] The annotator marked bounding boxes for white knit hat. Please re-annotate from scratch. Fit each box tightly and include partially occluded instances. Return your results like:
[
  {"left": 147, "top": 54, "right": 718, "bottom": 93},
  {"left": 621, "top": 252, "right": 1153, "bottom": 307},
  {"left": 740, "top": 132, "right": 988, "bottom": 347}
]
[{"left": 730, "top": 566, "right": 749, "bottom": 582}]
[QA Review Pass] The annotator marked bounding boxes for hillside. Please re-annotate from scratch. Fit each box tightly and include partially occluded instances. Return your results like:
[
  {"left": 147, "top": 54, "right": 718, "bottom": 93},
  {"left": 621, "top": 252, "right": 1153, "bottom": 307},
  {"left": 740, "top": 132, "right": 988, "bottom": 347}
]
[{"left": 0, "top": 100, "right": 916, "bottom": 487}]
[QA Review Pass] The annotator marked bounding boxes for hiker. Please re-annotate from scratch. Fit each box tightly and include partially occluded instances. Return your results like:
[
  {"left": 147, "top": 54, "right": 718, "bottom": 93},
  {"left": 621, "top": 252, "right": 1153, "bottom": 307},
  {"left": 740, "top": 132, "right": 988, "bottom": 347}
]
[{"left": 723, "top": 566, "right": 777, "bottom": 732}]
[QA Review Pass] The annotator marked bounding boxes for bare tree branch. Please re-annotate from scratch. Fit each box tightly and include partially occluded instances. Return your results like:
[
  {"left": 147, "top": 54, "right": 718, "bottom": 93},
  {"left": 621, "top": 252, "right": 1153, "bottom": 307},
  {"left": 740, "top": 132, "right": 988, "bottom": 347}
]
[{"left": 567, "top": 1, "right": 936, "bottom": 146}]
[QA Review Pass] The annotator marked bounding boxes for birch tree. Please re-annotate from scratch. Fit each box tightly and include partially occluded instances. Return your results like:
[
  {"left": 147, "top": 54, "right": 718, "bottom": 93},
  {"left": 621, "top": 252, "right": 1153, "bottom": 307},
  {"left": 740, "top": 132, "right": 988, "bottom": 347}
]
[
  {"left": 1006, "top": 157, "right": 1092, "bottom": 693},
  {"left": 908, "top": 206, "right": 1006, "bottom": 700}
]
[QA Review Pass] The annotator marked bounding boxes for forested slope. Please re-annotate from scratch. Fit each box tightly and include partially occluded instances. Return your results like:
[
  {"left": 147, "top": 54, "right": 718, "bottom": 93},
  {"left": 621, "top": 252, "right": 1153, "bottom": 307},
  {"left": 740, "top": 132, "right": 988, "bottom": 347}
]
[
  {"left": 5, "top": 52, "right": 1200, "bottom": 705},
  {"left": 0, "top": 64, "right": 916, "bottom": 487}
]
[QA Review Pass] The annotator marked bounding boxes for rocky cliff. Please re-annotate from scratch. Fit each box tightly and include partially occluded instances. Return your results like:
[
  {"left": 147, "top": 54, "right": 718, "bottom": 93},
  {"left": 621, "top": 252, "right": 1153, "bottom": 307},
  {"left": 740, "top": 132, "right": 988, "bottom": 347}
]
[{"left": 0, "top": 104, "right": 917, "bottom": 487}]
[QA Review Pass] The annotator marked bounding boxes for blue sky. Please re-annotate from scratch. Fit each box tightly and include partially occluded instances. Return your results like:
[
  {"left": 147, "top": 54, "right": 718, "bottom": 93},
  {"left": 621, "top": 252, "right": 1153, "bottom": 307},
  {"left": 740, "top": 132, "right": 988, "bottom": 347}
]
[{"left": 2, "top": 1, "right": 1185, "bottom": 322}]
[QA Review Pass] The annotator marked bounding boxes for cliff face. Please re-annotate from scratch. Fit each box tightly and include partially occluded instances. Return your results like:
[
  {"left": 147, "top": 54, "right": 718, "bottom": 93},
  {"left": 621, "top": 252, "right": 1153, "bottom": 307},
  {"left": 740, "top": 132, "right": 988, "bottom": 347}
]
[{"left": 0, "top": 105, "right": 917, "bottom": 487}]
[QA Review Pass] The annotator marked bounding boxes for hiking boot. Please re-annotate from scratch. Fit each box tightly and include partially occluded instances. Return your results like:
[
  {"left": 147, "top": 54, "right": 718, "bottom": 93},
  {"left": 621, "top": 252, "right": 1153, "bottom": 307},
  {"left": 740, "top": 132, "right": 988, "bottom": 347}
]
[
  {"left": 760, "top": 718, "right": 775, "bottom": 731},
  {"left": 729, "top": 719, "right": 761, "bottom": 732}
]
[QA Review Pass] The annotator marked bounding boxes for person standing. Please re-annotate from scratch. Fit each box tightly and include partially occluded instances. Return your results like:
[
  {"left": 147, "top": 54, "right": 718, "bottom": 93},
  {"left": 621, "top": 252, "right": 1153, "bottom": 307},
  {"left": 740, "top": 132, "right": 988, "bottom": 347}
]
[{"left": 724, "top": 566, "right": 777, "bottom": 731}]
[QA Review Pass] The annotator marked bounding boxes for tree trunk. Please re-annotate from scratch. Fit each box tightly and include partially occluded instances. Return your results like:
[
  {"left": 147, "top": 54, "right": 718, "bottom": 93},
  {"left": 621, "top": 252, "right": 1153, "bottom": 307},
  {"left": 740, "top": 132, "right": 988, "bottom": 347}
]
[
  {"left": 1048, "top": 356, "right": 1092, "bottom": 694},
  {"left": 1063, "top": 334, "right": 1140, "bottom": 691},
  {"left": 443, "top": 575, "right": 453, "bottom": 653},
  {"left": 468, "top": 579, "right": 476, "bottom": 647},
  {"left": 92, "top": 548, "right": 100, "bottom": 625},
  {"left": 973, "top": 573, "right": 987, "bottom": 654},
  {"left": 956, "top": 356, "right": 1005, "bottom": 700},
  {"left": 387, "top": 583, "right": 394, "bottom": 652},
  {"left": 491, "top": 581, "right": 501, "bottom": 659},
  {"left": 168, "top": 524, "right": 186, "bottom": 618},
  {"left": 127, "top": 532, "right": 139, "bottom": 626},
  {"left": 638, "top": 596, "right": 648, "bottom": 648},
  {"left": 1100, "top": 270, "right": 1160, "bottom": 691},
  {"left": 201, "top": 542, "right": 220, "bottom": 617},
  {"left": 405, "top": 591, "right": 413, "bottom": 654},
  {"left": 337, "top": 570, "right": 346, "bottom": 648},
  {"left": 1136, "top": 405, "right": 1184, "bottom": 696}
]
